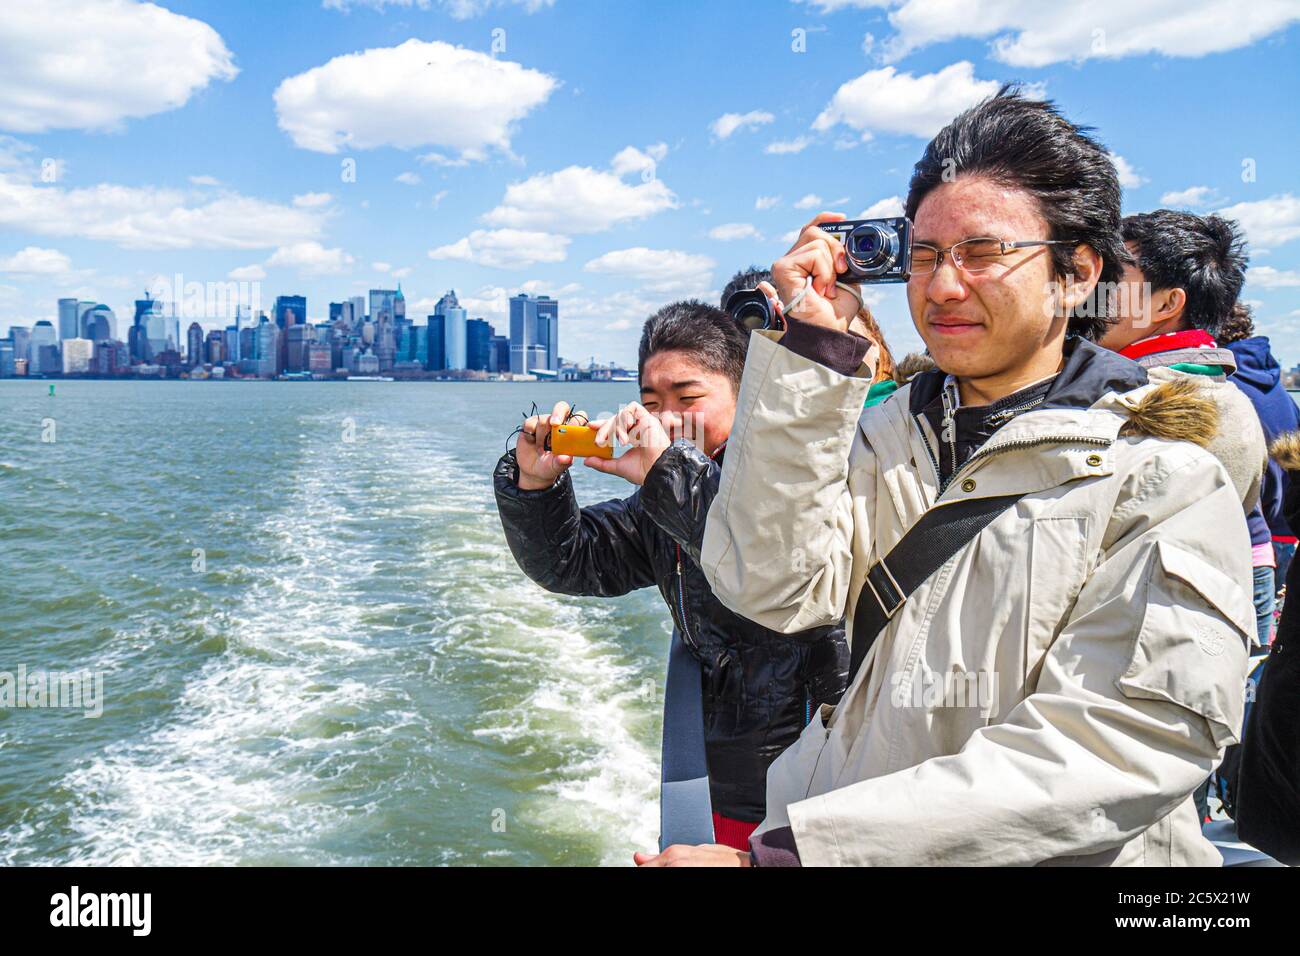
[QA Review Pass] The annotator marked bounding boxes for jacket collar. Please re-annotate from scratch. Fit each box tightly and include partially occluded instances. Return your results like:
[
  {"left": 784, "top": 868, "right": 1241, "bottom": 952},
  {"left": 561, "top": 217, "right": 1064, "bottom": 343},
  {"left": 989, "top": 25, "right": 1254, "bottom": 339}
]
[
  {"left": 907, "top": 335, "right": 1148, "bottom": 418},
  {"left": 1130, "top": 346, "right": 1237, "bottom": 376},
  {"left": 880, "top": 338, "right": 1149, "bottom": 505}
]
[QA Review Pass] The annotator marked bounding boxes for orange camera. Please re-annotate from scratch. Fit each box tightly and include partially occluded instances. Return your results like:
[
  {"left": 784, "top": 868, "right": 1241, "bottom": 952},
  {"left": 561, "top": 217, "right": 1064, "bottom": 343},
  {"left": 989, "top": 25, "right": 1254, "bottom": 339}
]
[{"left": 549, "top": 423, "right": 614, "bottom": 459}]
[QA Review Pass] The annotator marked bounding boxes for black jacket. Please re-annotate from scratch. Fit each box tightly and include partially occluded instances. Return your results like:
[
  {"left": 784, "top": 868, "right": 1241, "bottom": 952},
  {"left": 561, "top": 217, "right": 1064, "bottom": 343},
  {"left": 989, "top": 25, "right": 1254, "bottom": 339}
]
[
  {"left": 493, "top": 440, "right": 849, "bottom": 822},
  {"left": 1235, "top": 465, "right": 1300, "bottom": 865}
]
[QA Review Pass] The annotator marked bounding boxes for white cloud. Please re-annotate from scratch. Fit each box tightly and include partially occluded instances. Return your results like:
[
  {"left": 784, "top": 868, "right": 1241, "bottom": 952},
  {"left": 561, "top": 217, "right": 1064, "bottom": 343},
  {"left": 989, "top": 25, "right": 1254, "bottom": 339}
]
[
  {"left": 428, "top": 228, "right": 570, "bottom": 269},
  {"left": 610, "top": 143, "right": 668, "bottom": 179},
  {"left": 395, "top": 171, "right": 422, "bottom": 185},
  {"left": 1159, "top": 185, "right": 1221, "bottom": 208},
  {"left": 370, "top": 262, "right": 412, "bottom": 280},
  {"left": 430, "top": 190, "right": 449, "bottom": 208},
  {"left": 755, "top": 195, "right": 781, "bottom": 211},
  {"left": 813, "top": 62, "right": 1000, "bottom": 139},
  {"left": 273, "top": 39, "right": 557, "bottom": 158},
  {"left": 189, "top": 175, "right": 222, "bottom": 187},
  {"left": 882, "top": 0, "right": 1300, "bottom": 67},
  {"left": 481, "top": 147, "right": 678, "bottom": 234},
  {"left": 1108, "top": 152, "right": 1145, "bottom": 189},
  {"left": 708, "top": 223, "right": 762, "bottom": 242},
  {"left": 710, "top": 110, "right": 775, "bottom": 140},
  {"left": 584, "top": 247, "right": 716, "bottom": 293},
  {"left": 0, "top": 0, "right": 237, "bottom": 133},
  {"left": 1248, "top": 266, "right": 1300, "bottom": 289},
  {"left": 0, "top": 245, "right": 71, "bottom": 275},
  {"left": 267, "top": 242, "right": 356, "bottom": 276},
  {"left": 451, "top": 280, "right": 583, "bottom": 321},
  {"left": 228, "top": 264, "right": 267, "bottom": 281},
  {"left": 293, "top": 192, "right": 334, "bottom": 208},
  {"left": 798, "top": 195, "right": 847, "bottom": 211},
  {"left": 1217, "top": 194, "right": 1300, "bottom": 250},
  {"left": 858, "top": 195, "right": 906, "bottom": 219},
  {"left": 765, "top": 137, "right": 811, "bottom": 155},
  {"left": 0, "top": 162, "right": 330, "bottom": 251},
  {"left": 322, "top": 0, "right": 556, "bottom": 18}
]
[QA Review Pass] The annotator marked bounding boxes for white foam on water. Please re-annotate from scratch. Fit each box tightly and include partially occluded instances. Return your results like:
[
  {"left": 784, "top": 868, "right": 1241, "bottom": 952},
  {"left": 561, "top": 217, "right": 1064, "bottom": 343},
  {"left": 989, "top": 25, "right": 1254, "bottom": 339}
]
[
  {"left": 48, "top": 418, "right": 663, "bottom": 866},
  {"left": 54, "top": 426, "right": 405, "bottom": 865}
]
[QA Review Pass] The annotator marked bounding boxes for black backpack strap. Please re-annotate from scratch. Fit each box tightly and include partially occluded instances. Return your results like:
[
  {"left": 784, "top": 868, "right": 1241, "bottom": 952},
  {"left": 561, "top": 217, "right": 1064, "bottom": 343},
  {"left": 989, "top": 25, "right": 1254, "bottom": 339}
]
[{"left": 848, "top": 493, "right": 1028, "bottom": 682}]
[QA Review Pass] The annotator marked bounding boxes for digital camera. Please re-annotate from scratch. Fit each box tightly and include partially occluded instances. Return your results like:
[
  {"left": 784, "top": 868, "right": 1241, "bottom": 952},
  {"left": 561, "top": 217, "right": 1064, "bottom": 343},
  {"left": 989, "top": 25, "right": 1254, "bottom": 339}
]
[
  {"left": 724, "top": 289, "right": 782, "bottom": 333},
  {"left": 820, "top": 217, "right": 913, "bottom": 284}
]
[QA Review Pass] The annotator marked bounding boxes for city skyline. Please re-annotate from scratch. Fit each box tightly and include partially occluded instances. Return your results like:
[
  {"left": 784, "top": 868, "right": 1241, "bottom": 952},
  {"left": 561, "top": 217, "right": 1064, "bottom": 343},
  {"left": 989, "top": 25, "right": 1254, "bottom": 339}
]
[
  {"left": 1, "top": 282, "right": 577, "bottom": 380},
  {"left": 1, "top": 2, "right": 1298, "bottom": 367}
]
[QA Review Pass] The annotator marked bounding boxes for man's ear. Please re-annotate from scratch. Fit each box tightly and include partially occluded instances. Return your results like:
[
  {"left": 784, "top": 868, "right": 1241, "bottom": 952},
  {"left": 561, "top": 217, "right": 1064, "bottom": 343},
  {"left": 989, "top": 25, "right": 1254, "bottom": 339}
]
[
  {"left": 1158, "top": 287, "right": 1187, "bottom": 325},
  {"left": 1059, "top": 243, "right": 1103, "bottom": 314}
]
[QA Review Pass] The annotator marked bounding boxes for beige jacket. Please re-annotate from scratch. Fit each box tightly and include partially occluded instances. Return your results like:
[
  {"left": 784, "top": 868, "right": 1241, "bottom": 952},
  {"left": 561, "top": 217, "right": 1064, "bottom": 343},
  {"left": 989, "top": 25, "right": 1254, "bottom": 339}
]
[
  {"left": 701, "top": 331, "right": 1254, "bottom": 866},
  {"left": 1142, "top": 364, "right": 1266, "bottom": 513}
]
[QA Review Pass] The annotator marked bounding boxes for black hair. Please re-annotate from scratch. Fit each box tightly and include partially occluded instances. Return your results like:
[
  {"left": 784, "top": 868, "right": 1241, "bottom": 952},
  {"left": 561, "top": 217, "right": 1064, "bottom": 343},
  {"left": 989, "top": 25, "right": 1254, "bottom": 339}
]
[
  {"left": 720, "top": 266, "right": 772, "bottom": 309},
  {"left": 1120, "top": 211, "right": 1248, "bottom": 337},
  {"left": 638, "top": 299, "right": 749, "bottom": 394},
  {"left": 905, "top": 85, "right": 1129, "bottom": 342}
]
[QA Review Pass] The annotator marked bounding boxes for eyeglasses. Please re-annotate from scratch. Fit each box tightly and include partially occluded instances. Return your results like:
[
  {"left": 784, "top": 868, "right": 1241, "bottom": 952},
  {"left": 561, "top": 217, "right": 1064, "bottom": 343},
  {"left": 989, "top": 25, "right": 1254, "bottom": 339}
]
[{"left": 908, "top": 238, "right": 1066, "bottom": 277}]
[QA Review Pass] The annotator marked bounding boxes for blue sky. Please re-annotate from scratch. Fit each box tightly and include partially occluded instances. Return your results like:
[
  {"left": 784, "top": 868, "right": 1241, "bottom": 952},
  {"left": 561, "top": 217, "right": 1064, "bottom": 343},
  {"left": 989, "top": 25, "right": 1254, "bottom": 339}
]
[{"left": 1, "top": 0, "right": 1299, "bottom": 367}]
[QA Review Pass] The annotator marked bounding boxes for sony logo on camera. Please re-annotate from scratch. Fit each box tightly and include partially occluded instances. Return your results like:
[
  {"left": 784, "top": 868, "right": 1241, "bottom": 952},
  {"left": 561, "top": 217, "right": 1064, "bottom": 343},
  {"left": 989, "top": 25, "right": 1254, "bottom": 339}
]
[{"left": 819, "top": 217, "right": 913, "bottom": 285}]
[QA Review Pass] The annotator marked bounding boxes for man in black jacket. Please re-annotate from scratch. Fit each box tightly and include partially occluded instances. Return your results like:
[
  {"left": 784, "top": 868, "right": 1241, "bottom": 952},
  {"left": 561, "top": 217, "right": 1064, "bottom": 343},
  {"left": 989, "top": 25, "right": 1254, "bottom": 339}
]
[{"left": 493, "top": 299, "right": 848, "bottom": 851}]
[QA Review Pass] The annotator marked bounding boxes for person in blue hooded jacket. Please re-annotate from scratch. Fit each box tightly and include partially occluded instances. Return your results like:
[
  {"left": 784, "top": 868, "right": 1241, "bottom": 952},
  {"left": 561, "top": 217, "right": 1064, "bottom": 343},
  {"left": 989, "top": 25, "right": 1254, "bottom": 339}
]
[{"left": 1221, "top": 301, "right": 1300, "bottom": 605}]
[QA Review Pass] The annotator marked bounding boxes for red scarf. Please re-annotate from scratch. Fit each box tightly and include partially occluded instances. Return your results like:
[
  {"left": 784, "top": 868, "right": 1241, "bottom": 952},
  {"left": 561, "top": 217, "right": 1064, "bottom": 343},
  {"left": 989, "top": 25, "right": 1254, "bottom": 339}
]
[{"left": 1118, "top": 329, "right": 1217, "bottom": 361}]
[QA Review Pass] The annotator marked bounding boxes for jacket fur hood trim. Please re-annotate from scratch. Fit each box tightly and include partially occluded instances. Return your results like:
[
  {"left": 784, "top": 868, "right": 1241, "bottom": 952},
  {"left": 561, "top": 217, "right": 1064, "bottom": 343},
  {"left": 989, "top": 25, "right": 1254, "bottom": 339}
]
[
  {"left": 1270, "top": 430, "right": 1300, "bottom": 471},
  {"left": 1116, "top": 376, "right": 1219, "bottom": 448}
]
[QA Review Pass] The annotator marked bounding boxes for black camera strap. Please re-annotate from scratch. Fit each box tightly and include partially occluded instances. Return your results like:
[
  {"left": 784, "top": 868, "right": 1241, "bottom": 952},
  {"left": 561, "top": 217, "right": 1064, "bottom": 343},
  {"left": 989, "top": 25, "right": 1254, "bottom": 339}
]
[{"left": 848, "top": 492, "right": 1029, "bottom": 683}]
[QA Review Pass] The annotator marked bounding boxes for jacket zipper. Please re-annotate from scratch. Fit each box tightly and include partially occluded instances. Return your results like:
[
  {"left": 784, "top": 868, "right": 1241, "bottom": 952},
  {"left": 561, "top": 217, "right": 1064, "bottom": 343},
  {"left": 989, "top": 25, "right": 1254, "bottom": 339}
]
[{"left": 675, "top": 543, "right": 699, "bottom": 652}]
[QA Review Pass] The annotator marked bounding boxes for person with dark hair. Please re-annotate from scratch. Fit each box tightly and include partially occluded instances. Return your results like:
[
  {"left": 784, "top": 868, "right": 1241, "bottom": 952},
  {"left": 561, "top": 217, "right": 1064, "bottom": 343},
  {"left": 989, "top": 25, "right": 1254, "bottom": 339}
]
[
  {"left": 721, "top": 265, "right": 773, "bottom": 311},
  {"left": 1096, "top": 212, "right": 1267, "bottom": 826},
  {"left": 493, "top": 299, "right": 848, "bottom": 852},
  {"left": 1220, "top": 302, "right": 1300, "bottom": 592},
  {"left": 632, "top": 88, "right": 1253, "bottom": 867},
  {"left": 1101, "top": 212, "right": 1266, "bottom": 619}
]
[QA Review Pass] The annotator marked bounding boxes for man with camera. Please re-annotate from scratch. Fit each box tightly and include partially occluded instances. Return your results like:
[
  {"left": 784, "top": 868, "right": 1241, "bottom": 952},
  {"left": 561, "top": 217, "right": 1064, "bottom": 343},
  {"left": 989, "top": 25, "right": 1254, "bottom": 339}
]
[
  {"left": 633, "top": 88, "right": 1255, "bottom": 866},
  {"left": 493, "top": 299, "right": 849, "bottom": 853}
]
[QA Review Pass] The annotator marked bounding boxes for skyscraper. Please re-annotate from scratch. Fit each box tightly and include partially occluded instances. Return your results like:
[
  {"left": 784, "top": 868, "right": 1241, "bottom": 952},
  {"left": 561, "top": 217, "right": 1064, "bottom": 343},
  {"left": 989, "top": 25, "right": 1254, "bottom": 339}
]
[
  {"left": 491, "top": 334, "right": 509, "bottom": 374},
  {"left": 80, "top": 305, "right": 115, "bottom": 342},
  {"left": 435, "top": 290, "right": 467, "bottom": 370},
  {"left": 62, "top": 338, "right": 94, "bottom": 374},
  {"left": 426, "top": 314, "right": 446, "bottom": 372},
  {"left": 466, "top": 318, "right": 493, "bottom": 371},
  {"left": 510, "top": 293, "right": 560, "bottom": 374},
  {"left": 187, "top": 322, "right": 204, "bottom": 367},
  {"left": 8, "top": 326, "right": 31, "bottom": 366},
  {"left": 57, "top": 298, "right": 80, "bottom": 340},
  {"left": 254, "top": 317, "right": 278, "bottom": 378},
  {"left": 273, "top": 295, "right": 306, "bottom": 329},
  {"left": 29, "top": 321, "right": 57, "bottom": 373},
  {"left": 133, "top": 294, "right": 166, "bottom": 361}
]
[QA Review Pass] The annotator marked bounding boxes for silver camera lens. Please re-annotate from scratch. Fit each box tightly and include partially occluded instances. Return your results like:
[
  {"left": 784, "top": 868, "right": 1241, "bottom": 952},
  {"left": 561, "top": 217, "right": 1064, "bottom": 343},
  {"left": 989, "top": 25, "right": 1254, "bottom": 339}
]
[{"left": 845, "top": 222, "right": 901, "bottom": 278}]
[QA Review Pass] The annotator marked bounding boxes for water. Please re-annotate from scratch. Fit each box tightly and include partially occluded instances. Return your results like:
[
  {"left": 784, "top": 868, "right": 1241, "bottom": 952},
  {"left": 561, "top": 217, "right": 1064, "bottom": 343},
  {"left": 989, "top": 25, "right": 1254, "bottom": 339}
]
[{"left": 0, "top": 379, "right": 667, "bottom": 866}]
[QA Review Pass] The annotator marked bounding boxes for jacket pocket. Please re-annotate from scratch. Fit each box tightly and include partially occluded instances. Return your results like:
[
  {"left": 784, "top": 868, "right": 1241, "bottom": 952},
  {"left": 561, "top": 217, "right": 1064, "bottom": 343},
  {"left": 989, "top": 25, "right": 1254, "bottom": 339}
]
[
  {"left": 1025, "top": 516, "right": 1091, "bottom": 683},
  {"left": 1116, "top": 540, "right": 1252, "bottom": 749}
]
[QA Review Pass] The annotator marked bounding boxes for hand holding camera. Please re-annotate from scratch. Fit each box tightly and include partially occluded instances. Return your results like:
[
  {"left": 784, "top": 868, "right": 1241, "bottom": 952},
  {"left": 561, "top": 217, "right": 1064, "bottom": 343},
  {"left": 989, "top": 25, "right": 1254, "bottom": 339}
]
[
  {"left": 583, "top": 402, "right": 673, "bottom": 486},
  {"left": 516, "top": 400, "right": 589, "bottom": 491},
  {"left": 767, "top": 211, "right": 912, "bottom": 334}
]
